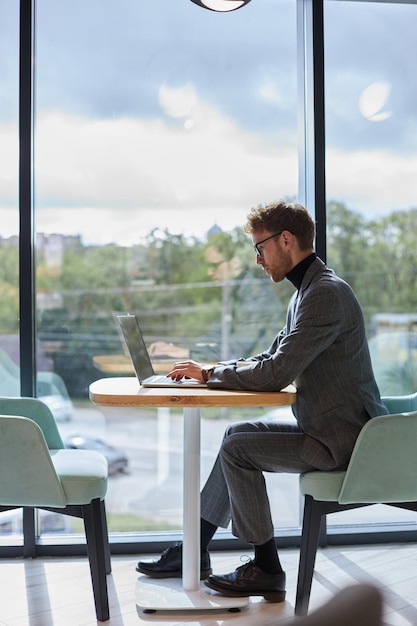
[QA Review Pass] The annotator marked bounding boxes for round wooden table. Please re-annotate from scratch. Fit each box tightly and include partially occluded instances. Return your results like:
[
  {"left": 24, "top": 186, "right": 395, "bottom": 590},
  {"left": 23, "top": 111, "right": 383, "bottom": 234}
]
[{"left": 90, "top": 376, "right": 296, "bottom": 612}]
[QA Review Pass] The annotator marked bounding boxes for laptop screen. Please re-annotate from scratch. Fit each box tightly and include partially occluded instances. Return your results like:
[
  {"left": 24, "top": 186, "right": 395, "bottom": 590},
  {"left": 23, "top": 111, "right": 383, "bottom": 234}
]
[{"left": 116, "top": 314, "right": 155, "bottom": 382}]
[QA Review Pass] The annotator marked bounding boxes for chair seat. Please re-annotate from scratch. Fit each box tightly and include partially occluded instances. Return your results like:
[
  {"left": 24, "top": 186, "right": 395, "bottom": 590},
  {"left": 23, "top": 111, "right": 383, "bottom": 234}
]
[
  {"left": 50, "top": 449, "right": 108, "bottom": 504},
  {"left": 300, "top": 470, "right": 346, "bottom": 501}
]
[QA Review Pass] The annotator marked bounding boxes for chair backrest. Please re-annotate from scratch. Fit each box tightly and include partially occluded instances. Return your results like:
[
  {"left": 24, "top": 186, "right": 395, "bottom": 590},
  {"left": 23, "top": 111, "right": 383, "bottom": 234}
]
[
  {"left": 0, "top": 415, "right": 67, "bottom": 507},
  {"left": 0, "top": 396, "right": 64, "bottom": 449},
  {"left": 382, "top": 391, "right": 417, "bottom": 414},
  {"left": 338, "top": 409, "right": 417, "bottom": 504}
]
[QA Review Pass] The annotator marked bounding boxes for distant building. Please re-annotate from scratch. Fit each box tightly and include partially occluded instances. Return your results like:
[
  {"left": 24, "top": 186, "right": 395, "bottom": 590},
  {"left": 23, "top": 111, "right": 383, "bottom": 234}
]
[
  {"left": 207, "top": 223, "right": 222, "bottom": 237},
  {"left": 36, "top": 233, "right": 83, "bottom": 268}
]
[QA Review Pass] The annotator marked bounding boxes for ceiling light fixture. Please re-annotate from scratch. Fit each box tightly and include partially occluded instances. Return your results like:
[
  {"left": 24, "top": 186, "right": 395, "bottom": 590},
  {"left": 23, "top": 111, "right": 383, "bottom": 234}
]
[{"left": 190, "top": 0, "right": 252, "bottom": 12}]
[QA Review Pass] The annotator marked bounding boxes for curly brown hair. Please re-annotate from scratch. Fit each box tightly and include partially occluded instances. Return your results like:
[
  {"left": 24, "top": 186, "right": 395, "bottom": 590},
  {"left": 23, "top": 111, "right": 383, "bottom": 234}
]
[{"left": 244, "top": 201, "right": 316, "bottom": 251}]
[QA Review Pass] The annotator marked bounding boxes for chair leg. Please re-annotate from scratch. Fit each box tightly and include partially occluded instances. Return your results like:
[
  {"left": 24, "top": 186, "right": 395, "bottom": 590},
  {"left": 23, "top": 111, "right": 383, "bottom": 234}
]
[
  {"left": 100, "top": 499, "right": 112, "bottom": 575},
  {"left": 22, "top": 507, "right": 36, "bottom": 558},
  {"left": 83, "top": 499, "right": 110, "bottom": 622},
  {"left": 295, "top": 496, "right": 326, "bottom": 616}
]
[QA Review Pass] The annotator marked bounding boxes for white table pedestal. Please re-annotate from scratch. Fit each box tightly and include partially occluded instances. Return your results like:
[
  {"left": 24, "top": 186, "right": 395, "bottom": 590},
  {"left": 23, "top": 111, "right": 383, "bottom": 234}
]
[{"left": 135, "top": 407, "right": 248, "bottom": 613}]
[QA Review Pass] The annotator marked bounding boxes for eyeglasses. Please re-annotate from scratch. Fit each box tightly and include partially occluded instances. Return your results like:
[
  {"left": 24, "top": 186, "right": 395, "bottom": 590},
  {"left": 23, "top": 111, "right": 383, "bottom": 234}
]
[{"left": 253, "top": 231, "right": 282, "bottom": 257}]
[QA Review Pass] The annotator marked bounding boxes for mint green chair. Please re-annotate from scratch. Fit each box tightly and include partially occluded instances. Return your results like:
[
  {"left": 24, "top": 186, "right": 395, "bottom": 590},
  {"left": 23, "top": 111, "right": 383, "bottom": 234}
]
[
  {"left": 295, "top": 392, "right": 417, "bottom": 615},
  {"left": 0, "top": 397, "right": 111, "bottom": 621}
]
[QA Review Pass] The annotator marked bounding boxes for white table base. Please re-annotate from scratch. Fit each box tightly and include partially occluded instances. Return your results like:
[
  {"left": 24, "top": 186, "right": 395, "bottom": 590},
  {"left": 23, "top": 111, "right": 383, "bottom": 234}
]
[
  {"left": 135, "top": 577, "right": 248, "bottom": 612},
  {"left": 135, "top": 407, "right": 248, "bottom": 613}
]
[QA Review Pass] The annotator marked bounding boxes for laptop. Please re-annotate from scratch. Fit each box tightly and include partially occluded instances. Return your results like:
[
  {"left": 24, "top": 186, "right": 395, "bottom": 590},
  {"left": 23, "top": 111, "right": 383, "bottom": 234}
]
[{"left": 116, "top": 314, "right": 207, "bottom": 388}]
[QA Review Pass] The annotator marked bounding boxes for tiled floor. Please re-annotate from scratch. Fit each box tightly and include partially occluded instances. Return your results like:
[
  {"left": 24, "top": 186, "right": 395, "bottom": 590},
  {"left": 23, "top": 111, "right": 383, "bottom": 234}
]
[{"left": 1, "top": 543, "right": 417, "bottom": 625}]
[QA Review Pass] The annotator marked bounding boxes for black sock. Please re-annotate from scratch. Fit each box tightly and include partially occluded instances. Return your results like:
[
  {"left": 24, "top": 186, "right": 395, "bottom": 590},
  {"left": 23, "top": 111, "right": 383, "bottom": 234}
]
[
  {"left": 253, "top": 538, "right": 283, "bottom": 574},
  {"left": 200, "top": 518, "right": 217, "bottom": 552}
]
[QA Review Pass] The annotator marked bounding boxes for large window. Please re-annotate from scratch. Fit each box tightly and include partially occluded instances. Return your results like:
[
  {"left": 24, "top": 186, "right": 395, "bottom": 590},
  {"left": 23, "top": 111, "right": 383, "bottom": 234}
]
[
  {"left": 324, "top": 0, "right": 417, "bottom": 529},
  {"left": 0, "top": 4, "right": 20, "bottom": 360},
  {"left": 32, "top": 0, "right": 298, "bottom": 540},
  {"left": 0, "top": 2, "right": 23, "bottom": 541}
]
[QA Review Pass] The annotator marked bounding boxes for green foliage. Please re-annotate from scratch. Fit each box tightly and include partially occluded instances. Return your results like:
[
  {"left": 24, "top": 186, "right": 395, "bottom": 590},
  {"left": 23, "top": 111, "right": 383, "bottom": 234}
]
[
  {"left": 0, "top": 243, "right": 19, "bottom": 333},
  {"left": 326, "top": 202, "right": 417, "bottom": 321},
  {"left": 2, "top": 203, "right": 417, "bottom": 397},
  {"left": 70, "top": 513, "right": 178, "bottom": 533}
]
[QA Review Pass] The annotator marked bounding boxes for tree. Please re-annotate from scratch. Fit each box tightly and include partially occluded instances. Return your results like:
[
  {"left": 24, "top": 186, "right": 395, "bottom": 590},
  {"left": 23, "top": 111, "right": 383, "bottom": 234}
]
[{"left": 326, "top": 202, "right": 417, "bottom": 321}]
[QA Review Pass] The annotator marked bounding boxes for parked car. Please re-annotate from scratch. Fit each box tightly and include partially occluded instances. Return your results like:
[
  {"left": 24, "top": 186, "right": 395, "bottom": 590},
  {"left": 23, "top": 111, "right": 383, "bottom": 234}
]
[
  {"left": 0, "top": 343, "right": 73, "bottom": 422},
  {"left": 64, "top": 435, "right": 129, "bottom": 475}
]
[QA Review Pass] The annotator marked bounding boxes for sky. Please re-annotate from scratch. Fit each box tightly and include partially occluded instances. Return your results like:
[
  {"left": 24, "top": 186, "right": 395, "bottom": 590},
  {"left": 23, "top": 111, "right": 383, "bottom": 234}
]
[{"left": 1, "top": 0, "right": 417, "bottom": 245}]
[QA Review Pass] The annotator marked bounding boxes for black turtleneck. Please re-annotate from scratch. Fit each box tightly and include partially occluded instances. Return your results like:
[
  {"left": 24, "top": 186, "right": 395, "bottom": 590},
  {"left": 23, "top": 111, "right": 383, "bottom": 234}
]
[{"left": 286, "top": 252, "right": 317, "bottom": 290}]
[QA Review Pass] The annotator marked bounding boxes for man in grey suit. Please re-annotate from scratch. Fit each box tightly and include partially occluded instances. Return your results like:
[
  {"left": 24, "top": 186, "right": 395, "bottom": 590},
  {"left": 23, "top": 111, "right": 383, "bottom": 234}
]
[{"left": 137, "top": 201, "right": 387, "bottom": 602}]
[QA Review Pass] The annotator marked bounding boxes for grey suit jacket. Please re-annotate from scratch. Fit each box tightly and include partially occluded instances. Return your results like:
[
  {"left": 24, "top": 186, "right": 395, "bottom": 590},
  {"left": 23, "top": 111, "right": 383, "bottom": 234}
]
[{"left": 208, "top": 257, "right": 387, "bottom": 469}]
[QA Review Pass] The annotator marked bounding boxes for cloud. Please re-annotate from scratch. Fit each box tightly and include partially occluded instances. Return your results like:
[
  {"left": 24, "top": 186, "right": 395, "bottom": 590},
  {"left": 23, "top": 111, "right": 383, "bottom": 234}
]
[
  {"left": 0, "top": 100, "right": 297, "bottom": 243},
  {"left": 1, "top": 101, "right": 416, "bottom": 245},
  {"left": 0, "top": 121, "right": 18, "bottom": 200},
  {"left": 326, "top": 147, "right": 417, "bottom": 215},
  {"left": 158, "top": 82, "right": 198, "bottom": 119},
  {"left": 32, "top": 103, "right": 297, "bottom": 210}
]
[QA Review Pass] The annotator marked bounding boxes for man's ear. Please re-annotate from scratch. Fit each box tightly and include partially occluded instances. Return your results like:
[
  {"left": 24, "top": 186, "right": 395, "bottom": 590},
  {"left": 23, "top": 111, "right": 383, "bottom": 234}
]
[{"left": 281, "top": 230, "right": 295, "bottom": 248}]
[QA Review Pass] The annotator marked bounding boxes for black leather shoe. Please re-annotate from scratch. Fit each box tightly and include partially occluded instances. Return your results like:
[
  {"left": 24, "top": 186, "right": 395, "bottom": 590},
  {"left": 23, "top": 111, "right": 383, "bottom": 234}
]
[
  {"left": 136, "top": 542, "right": 212, "bottom": 579},
  {"left": 204, "top": 560, "right": 286, "bottom": 602}
]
